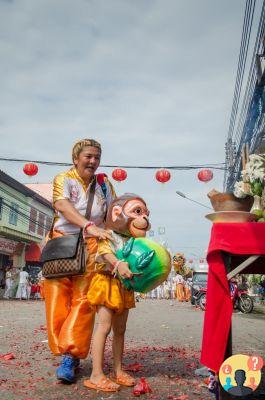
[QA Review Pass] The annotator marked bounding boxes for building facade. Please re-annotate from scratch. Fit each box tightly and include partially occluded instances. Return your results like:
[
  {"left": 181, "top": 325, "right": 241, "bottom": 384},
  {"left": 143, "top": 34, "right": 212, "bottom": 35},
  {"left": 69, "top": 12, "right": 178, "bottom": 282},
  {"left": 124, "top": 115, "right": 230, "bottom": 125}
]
[{"left": 0, "top": 170, "right": 53, "bottom": 288}]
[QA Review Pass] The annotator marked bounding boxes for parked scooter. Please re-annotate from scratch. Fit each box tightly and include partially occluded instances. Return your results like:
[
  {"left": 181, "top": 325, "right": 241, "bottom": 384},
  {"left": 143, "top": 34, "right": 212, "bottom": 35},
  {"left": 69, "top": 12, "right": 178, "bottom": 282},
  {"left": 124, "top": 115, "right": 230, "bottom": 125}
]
[
  {"left": 193, "top": 287, "right": 207, "bottom": 310},
  {"left": 230, "top": 280, "right": 254, "bottom": 313},
  {"left": 194, "top": 281, "right": 254, "bottom": 313}
]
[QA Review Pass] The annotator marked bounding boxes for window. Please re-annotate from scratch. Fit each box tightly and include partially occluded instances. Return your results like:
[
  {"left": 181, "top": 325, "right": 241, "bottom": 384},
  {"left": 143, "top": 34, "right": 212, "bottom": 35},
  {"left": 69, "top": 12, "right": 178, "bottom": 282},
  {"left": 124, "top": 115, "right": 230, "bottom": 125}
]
[
  {"left": 37, "top": 212, "right": 45, "bottom": 236},
  {"left": 9, "top": 203, "right": 18, "bottom": 225},
  {"left": 45, "top": 216, "right": 53, "bottom": 236},
  {"left": 29, "top": 207, "right": 37, "bottom": 233}
]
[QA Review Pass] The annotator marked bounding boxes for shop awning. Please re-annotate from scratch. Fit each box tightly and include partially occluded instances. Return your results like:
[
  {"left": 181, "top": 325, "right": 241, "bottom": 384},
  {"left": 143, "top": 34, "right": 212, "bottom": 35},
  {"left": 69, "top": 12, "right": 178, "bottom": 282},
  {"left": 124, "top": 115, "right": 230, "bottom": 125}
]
[{"left": 25, "top": 243, "right": 41, "bottom": 262}]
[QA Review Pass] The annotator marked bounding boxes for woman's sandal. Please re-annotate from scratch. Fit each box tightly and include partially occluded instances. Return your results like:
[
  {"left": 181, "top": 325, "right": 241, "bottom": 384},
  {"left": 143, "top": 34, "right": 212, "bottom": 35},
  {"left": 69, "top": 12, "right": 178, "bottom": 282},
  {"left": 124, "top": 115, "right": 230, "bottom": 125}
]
[
  {"left": 83, "top": 376, "right": 120, "bottom": 392},
  {"left": 110, "top": 371, "right": 135, "bottom": 387}
]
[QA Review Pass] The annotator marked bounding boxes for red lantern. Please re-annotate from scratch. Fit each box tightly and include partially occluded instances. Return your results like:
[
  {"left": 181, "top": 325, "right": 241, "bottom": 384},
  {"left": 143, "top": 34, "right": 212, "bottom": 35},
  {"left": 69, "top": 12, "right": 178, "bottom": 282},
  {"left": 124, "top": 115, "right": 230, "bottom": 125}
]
[
  {"left": 112, "top": 168, "right": 127, "bottom": 182},
  {"left": 155, "top": 169, "right": 171, "bottom": 183},
  {"left": 23, "top": 163, "right": 38, "bottom": 177},
  {"left": 197, "top": 169, "right": 213, "bottom": 183}
]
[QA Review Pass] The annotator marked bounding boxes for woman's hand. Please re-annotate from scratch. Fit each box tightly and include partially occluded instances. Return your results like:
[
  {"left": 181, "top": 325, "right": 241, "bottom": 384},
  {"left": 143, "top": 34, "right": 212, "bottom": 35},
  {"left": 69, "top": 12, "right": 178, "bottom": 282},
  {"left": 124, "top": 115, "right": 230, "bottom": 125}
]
[
  {"left": 117, "top": 261, "right": 133, "bottom": 279},
  {"left": 84, "top": 224, "right": 114, "bottom": 242}
]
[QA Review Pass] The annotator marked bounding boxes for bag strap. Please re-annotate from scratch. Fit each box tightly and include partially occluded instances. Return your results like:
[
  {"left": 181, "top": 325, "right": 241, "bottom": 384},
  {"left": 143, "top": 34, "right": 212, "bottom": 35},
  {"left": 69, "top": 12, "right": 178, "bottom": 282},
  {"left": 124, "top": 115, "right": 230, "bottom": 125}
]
[{"left": 84, "top": 177, "right": 96, "bottom": 220}]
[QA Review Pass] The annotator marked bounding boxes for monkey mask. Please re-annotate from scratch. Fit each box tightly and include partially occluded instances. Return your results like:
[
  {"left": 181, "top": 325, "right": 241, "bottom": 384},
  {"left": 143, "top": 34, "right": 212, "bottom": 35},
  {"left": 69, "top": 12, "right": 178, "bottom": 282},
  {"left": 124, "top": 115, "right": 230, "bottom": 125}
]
[{"left": 105, "top": 193, "right": 151, "bottom": 238}]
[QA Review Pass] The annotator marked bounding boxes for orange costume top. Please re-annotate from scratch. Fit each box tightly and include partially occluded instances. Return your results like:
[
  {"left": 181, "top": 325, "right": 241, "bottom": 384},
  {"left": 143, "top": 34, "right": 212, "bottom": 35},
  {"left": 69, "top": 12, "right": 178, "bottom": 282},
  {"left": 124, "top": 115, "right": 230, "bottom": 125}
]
[{"left": 87, "top": 231, "right": 135, "bottom": 314}]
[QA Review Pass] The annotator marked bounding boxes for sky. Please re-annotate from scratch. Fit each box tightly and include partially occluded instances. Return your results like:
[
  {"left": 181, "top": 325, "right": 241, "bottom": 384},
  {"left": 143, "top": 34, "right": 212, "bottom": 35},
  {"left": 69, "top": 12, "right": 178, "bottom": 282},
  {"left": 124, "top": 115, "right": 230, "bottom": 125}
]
[{"left": 0, "top": 0, "right": 263, "bottom": 261}]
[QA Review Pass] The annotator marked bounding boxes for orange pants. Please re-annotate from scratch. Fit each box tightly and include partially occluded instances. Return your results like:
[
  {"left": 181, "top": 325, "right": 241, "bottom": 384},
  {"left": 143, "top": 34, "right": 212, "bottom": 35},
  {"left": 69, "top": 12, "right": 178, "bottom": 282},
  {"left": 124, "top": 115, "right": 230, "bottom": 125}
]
[
  {"left": 184, "top": 286, "right": 191, "bottom": 302},
  {"left": 39, "top": 281, "right": 45, "bottom": 300},
  {"left": 176, "top": 284, "right": 185, "bottom": 302},
  {"left": 44, "top": 236, "right": 97, "bottom": 359}
]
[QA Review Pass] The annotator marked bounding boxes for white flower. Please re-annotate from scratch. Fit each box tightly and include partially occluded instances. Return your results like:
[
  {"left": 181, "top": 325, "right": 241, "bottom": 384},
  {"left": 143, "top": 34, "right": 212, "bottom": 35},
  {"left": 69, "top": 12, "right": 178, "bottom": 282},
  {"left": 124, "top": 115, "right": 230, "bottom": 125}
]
[
  {"left": 253, "top": 169, "right": 265, "bottom": 181},
  {"left": 234, "top": 181, "right": 248, "bottom": 198},
  {"left": 249, "top": 154, "right": 265, "bottom": 163}
]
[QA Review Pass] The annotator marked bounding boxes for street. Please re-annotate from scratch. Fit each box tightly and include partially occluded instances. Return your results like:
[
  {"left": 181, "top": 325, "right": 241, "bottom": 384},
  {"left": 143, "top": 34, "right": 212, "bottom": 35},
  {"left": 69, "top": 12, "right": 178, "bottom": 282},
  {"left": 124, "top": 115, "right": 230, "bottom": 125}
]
[{"left": 0, "top": 299, "right": 264, "bottom": 400}]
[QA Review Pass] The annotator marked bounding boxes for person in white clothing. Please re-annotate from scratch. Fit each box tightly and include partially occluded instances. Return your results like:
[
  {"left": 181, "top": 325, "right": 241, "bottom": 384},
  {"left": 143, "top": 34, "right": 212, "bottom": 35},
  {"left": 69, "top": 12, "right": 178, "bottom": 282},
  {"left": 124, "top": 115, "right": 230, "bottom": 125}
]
[
  {"left": 3, "top": 267, "right": 13, "bottom": 299},
  {"left": 156, "top": 284, "right": 163, "bottom": 299},
  {"left": 16, "top": 268, "right": 30, "bottom": 300},
  {"left": 170, "top": 276, "right": 177, "bottom": 305},
  {"left": 163, "top": 281, "right": 170, "bottom": 299}
]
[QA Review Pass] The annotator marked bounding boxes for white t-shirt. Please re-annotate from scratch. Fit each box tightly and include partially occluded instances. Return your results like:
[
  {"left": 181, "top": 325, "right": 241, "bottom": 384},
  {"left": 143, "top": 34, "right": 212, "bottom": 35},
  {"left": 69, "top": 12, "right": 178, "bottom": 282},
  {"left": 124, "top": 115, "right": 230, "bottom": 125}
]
[
  {"left": 53, "top": 169, "right": 116, "bottom": 234},
  {"left": 19, "top": 271, "right": 29, "bottom": 284},
  {"left": 175, "top": 274, "right": 184, "bottom": 285}
]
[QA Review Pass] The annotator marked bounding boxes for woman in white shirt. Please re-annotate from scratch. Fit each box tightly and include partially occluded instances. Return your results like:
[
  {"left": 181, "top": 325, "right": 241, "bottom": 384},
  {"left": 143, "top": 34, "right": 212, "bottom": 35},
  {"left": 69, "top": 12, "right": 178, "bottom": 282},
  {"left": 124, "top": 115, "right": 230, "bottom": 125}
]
[{"left": 3, "top": 267, "right": 13, "bottom": 299}]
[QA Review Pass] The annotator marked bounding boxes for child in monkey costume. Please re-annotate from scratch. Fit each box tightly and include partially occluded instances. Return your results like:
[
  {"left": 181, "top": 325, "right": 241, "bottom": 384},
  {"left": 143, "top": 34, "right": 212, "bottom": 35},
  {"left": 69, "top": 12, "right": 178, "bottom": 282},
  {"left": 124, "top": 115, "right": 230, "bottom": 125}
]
[{"left": 84, "top": 193, "right": 150, "bottom": 392}]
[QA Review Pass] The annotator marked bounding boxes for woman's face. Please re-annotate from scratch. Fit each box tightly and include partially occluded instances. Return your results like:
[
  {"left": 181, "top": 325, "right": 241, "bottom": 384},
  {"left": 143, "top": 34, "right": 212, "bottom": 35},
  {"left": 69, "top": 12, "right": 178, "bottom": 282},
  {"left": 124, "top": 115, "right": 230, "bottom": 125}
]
[{"left": 74, "top": 146, "right": 101, "bottom": 182}]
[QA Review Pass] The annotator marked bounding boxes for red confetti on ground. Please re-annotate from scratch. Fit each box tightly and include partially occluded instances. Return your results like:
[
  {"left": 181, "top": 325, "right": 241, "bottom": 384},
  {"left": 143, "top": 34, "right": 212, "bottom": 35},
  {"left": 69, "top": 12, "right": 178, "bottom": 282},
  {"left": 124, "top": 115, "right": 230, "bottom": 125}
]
[
  {"left": 133, "top": 377, "right": 152, "bottom": 396},
  {"left": 0, "top": 353, "right": 15, "bottom": 360},
  {"left": 124, "top": 363, "right": 143, "bottom": 372}
]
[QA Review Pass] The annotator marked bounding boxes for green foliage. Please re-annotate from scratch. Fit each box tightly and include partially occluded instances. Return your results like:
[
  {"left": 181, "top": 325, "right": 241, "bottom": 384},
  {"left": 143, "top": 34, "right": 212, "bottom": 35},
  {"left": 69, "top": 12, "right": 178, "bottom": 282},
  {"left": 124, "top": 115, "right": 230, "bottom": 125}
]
[
  {"left": 252, "top": 181, "right": 263, "bottom": 197},
  {"left": 247, "top": 274, "right": 262, "bottom": 285}
]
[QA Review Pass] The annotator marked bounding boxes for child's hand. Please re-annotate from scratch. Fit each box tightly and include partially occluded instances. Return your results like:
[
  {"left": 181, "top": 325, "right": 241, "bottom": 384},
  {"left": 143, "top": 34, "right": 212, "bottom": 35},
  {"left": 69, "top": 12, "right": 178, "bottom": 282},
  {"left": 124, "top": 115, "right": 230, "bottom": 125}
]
[{"left": 117, "top": 262, "right": 133, "bottom": 279}]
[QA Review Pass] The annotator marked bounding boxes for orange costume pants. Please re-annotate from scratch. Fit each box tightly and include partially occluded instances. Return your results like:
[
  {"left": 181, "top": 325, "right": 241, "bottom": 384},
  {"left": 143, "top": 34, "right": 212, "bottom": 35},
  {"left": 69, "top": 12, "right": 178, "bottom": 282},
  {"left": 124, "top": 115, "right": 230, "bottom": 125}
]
[
  {"left": 176, "top": 283, "right": 185, "bottom": 302},
  {"left": 39, "top": 281, "right": 45, "bottom": 300},
  {"left": 184, "top": 286, "right": 191, "bottom": 302},
  {"left": 44, "top": 235, "right": 97, "bottom": 359}
]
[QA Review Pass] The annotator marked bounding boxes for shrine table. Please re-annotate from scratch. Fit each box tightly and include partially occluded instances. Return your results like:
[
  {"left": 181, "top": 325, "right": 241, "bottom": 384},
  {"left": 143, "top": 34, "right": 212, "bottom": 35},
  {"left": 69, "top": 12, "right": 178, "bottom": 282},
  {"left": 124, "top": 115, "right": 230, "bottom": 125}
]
[{"left": 200, "top": 223, "right": 265, "bottom": 399}]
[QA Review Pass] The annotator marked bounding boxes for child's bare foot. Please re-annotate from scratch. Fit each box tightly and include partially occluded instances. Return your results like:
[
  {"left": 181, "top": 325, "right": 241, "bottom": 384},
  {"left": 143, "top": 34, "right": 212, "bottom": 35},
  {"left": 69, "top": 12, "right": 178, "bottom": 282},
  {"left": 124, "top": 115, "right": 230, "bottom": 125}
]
[{"left": 110, "top": 370, "right": 135, "bottom": 386}]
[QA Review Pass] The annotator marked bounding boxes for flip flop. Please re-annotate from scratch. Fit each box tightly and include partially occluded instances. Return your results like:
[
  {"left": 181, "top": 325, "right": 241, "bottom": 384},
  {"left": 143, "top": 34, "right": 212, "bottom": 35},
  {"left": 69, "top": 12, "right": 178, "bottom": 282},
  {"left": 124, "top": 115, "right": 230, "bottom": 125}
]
[
  {"left": 83, "top": 377, "right": 120, "bottom": 392},
  {"left": 110, "top": 371, "right": 135, "bottom": 387}
]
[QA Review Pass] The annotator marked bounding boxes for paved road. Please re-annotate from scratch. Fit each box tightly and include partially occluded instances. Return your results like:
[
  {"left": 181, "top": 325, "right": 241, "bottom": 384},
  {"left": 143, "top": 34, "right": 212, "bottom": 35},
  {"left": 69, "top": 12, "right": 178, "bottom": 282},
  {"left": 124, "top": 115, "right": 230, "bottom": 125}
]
[{"left": 0, "top": 299, "right": 264, "bottom": 399}]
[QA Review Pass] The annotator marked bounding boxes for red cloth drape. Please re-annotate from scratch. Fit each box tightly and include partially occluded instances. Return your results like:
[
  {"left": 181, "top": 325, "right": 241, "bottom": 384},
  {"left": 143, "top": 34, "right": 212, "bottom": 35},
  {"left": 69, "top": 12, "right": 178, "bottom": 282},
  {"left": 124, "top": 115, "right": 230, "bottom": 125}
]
[{"left": 201, "top": 222, "right": 265, "bottom": 372}]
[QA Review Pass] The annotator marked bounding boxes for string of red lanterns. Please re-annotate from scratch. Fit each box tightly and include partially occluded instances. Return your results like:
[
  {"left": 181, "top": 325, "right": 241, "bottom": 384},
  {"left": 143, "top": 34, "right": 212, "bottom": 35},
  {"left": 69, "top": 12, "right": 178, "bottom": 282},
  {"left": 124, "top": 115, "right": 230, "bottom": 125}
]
[{"left": 22, "top": 164, "right": 213, "bottom": 184}]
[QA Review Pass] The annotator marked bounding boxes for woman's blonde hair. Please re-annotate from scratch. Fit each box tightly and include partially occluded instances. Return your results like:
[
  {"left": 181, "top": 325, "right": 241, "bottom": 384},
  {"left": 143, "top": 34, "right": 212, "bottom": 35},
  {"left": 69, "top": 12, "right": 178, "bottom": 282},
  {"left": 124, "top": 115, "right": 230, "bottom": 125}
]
[{"left": 72, "top": 139, "right": 101, "bottom": 163}]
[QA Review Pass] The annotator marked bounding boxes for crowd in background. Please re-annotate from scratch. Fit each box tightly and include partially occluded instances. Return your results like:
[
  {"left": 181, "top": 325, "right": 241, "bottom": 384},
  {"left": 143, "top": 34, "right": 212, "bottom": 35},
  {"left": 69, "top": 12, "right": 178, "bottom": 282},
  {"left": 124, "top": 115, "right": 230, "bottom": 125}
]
[
  {"left": 1, "top": 264, "right": 44, "bottom": 300},
  {"left": 140, "top": 273, "right": 192, "bottom": 303},
  {"left": 1, "top": 263, "right": 265, "bottom": 305}
]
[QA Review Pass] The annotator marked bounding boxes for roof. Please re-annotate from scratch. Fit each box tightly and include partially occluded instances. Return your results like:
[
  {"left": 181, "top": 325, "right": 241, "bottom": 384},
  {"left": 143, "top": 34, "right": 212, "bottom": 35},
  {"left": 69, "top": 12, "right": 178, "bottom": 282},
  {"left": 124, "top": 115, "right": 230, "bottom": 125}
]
[
  {"left": 25, "top": 183, "right": 53, "bottom": 203},
  {"left": 0, "top": 170, "right": 53, "bottom": 209}
]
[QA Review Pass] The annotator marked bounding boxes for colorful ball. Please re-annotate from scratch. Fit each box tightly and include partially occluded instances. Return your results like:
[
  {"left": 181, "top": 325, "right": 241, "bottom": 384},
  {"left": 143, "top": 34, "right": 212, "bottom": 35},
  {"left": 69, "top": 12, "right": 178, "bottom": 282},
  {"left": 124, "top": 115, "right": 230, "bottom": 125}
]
[{"left": 115, "top": 237, "right": 171, "bottom": 293}]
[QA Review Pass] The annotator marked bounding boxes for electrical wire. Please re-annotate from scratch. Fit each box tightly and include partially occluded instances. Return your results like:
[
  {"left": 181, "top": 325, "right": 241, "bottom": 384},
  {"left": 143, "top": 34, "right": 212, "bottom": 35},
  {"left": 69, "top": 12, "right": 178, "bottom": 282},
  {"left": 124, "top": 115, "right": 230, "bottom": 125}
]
[
  {"left": 224, "top": 0, "right": 265, "bottom": 189},
  {"left": 0, "top": 157, "right": 226, "bottom": 171},
  {"left": 228, "top": 0, "right": 256, "bottom": 141}
]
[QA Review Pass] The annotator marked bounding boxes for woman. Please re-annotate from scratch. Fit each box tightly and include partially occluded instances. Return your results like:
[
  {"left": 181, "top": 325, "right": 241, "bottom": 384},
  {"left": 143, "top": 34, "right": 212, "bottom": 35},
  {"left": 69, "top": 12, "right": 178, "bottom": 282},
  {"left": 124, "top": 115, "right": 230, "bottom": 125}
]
[
  {"left": 44, "top": 139, "right": 116, "bottom": 383},
  {"left": 3, "top": 266, "right": 13, "bottom": 299}
]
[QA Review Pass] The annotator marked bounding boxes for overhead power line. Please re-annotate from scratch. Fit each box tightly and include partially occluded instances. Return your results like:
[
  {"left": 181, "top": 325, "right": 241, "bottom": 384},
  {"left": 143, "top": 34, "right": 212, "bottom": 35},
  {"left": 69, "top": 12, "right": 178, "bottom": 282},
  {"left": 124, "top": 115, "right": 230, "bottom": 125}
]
[
  {"left": 228, "top": 0, "right": 256, "bottom": 142},
  {"left": 0, "top": 157, "right": 226, "bottom": 171}
]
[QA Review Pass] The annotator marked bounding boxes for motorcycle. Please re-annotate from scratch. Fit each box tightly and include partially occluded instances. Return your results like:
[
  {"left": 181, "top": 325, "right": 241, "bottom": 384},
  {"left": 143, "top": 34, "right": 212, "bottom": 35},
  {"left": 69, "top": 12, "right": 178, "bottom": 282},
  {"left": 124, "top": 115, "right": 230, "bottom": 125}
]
[
  {"left": 230, "top": 281, "right": 254, "bottom": 313},
  {"left": 193, "top": 287, "right": 207, "bottom": 310},
  {"left": 194, "top": 281, "right": 254, "bottom": 313}
]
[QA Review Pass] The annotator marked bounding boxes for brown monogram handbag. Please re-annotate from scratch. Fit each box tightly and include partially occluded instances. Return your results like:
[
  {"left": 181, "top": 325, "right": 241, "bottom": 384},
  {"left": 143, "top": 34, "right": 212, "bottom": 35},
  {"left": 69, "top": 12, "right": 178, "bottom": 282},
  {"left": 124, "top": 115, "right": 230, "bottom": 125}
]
[{"left": 40, "top": 179, "right": 96, "bottom": 279}]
